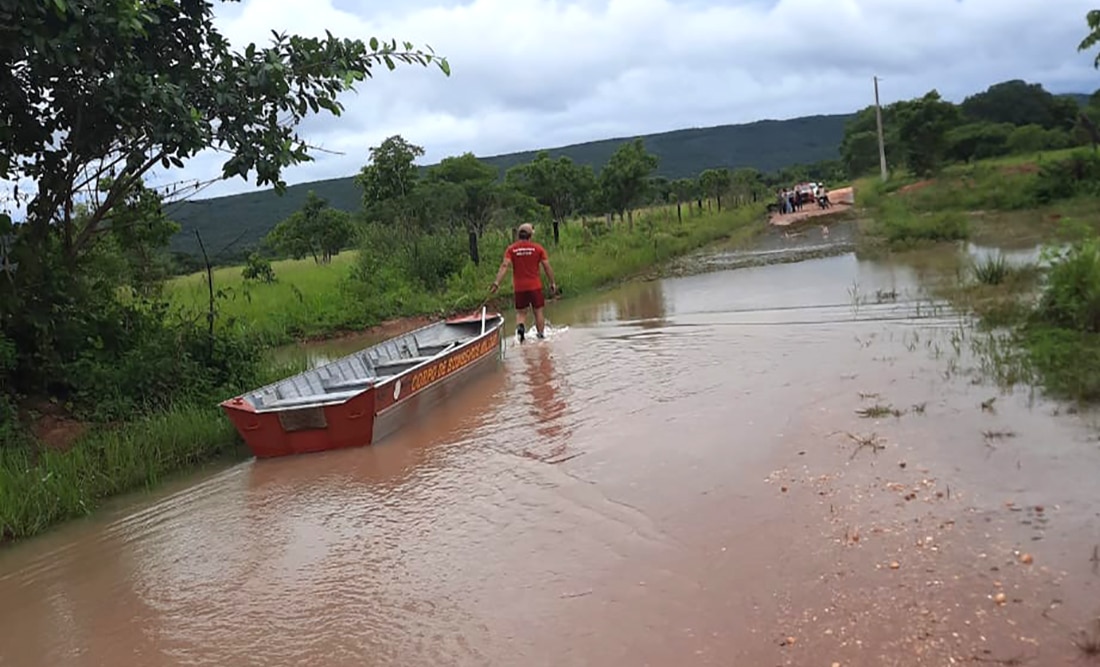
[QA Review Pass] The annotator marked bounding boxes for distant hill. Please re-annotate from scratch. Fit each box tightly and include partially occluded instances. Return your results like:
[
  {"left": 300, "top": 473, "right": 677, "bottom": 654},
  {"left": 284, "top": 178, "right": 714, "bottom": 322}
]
[{"left": 165, "top": 113, "right": 854, "bottom": 261}]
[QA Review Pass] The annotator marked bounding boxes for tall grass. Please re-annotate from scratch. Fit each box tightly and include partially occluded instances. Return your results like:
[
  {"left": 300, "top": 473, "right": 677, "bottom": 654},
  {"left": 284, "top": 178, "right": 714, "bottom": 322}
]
[
  {"left": 167, "top": 203, "right": 766, "bottom": 345},
  {"left": 0, "top": 357, "right": 306, "bottom": 543},
  {"left": 0, "top": 405, "right": 240, "bottom": 541}
]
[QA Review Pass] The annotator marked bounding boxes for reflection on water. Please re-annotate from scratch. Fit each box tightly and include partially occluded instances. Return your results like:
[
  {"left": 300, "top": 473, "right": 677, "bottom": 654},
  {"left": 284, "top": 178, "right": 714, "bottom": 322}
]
[{"left": 3, "top": 239, "right": 1100, "bottom": 667}]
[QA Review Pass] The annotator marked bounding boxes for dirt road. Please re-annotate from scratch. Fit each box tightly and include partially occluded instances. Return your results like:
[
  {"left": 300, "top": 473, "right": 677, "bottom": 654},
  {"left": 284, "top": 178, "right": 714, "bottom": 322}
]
[{"left": 770, "top": 186, "right": 855, "bottom": 227}]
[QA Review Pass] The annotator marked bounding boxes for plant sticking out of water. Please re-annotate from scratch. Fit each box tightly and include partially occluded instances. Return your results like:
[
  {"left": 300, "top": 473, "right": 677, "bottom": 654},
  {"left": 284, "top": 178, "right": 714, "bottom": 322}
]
[
  {"left": 973, "top": 253, "right": 1010, "bottom": 285},
  {"left": 848, "top": 279, "right": 865, "bottom": 315},
  {"left": 875, "top": 288, "right": 898, "bottom": 303},
  {"left": 856, "top": 403, "right": 905, "bottom": 418},
  {"left": 846, "top": 432, "right": 886, "bottom": 460}
]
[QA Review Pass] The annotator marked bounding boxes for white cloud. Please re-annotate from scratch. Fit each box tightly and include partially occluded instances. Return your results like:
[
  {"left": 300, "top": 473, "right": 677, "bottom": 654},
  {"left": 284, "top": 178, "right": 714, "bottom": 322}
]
[{"left": 5, "top": 0, "right": 1100, "bottom": 210}]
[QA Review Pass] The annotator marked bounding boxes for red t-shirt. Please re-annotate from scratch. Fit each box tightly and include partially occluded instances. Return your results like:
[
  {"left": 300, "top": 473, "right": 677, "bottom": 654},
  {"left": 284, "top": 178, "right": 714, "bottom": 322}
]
[{"left": 505, "top": 240, "right": 548, "bottom": 292}]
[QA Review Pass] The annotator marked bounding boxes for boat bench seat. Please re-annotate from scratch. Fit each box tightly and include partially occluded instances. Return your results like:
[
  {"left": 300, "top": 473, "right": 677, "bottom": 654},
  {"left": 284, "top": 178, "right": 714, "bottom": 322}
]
[
  {"left": 256, "top": 388, "right": 363, "bottom": 412},
  {"left": 374, "top": 355, "right": 436, "bottom": 369},
  {"left": 321, "top": 377, "right": 376, "bottom": 392},
  {"left": 417, "top": 341, "right": 459, "bottom": 356}
]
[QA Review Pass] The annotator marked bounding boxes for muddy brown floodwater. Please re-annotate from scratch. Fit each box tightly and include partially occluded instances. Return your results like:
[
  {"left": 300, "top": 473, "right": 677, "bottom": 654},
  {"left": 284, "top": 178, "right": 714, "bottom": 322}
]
[{"left": 3, "top": 231, "right": 1100, "bottom": 667}]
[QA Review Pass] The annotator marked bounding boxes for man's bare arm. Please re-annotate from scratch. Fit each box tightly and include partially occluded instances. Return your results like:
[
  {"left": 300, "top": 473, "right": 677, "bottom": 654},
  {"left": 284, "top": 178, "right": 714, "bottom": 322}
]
[
  {"left": 489, "top": 257, "right": 511, "bottom": 293},
  {"left": 541, "top": 258, "right": 557, "bottom": 291}
]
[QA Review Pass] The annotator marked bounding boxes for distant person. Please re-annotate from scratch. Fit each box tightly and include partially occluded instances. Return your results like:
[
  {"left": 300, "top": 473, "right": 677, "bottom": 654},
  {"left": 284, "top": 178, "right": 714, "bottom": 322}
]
[{"left": 490, "top": 222, "right": 557, "bottom": 342}]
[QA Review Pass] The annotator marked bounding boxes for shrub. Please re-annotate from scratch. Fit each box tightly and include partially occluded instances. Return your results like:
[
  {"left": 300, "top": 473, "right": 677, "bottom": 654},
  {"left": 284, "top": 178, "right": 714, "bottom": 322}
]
[{"left": 1032, "top": 234, "right": 1100, "bottom": 333}]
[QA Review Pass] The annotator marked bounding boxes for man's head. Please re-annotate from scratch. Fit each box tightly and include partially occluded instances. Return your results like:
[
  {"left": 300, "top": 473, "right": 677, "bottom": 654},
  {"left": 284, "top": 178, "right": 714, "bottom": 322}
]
[{"left": 517, "top": 223, "right": 534, "bottom": 240}]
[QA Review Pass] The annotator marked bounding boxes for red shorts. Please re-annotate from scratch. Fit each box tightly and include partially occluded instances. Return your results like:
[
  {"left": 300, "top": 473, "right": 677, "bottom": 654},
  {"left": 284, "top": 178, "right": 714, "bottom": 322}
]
[{"left": 514, "top": 288, "right": 545, "bottom": 310}]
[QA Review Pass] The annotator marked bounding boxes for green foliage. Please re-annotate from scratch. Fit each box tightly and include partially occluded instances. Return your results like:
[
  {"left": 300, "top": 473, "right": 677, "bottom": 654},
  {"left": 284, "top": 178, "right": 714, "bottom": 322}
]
[
  {"left": 599, "top": 139, "right": 659, "bottom": 219},
  {"left": 1033, "top": 234, "right": 1100, "bottom": 333},
  {"left": 698, "top": 168, "right": 733, "bottom": 210},
  {"left": 944, "top": 122, "right": 1015, "bottom": 163},
  {"left": 1007, "top": 124, "right": 1074, "bottom": 154},
  {"left": 841, "top": 78, "right": 1088, "bottom": 179},
  {"left": 0, "top": 405, "right": 239, "bottom": 541},
  {"left": 265, "top": 191, "right": 355, "bottom": 263},
  {"left": 355, "top": 135, "right": 426, "bottom": 207},
  {"left": 2, "top": 0, "right": 448, "bottom": 261},
  {"left": 242, "top": 253, "right": 276, "bottom": 284},
  {"left": 971, "top": 254, "right": 1010, "bottom": 286},
  {"left": 1079, "top": 9, "right": 1100, "bottom": 68},
  {"left": 960, "top": 80, "right": 1078, "bottom": 130},
  {"left": 505, "top": 151, "right": 596, "bottom": 243},
  {"left": 1016, "top": 228, "right": 1100, "bottom": 402},
  {"left": 894, "top": 90, "right": 961, "bottom": 177},
  {"left": 1032, "top": 151, "right": 1100, "bottom": 204}
]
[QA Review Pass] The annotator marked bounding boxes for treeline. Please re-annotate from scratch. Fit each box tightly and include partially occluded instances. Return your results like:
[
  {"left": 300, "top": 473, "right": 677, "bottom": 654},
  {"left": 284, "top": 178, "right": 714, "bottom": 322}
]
[
  {"left": 175, "top": 147, "right": 847, "bottom": 274},
  {"left": 164, "top": 113, "right": 855, "bottom": 264},
  {"left": 841, "top": 79, "right": 1094, "bottom": 178},
  {"left": 212, "top": 135, "right": 846, "bottom": 279}
]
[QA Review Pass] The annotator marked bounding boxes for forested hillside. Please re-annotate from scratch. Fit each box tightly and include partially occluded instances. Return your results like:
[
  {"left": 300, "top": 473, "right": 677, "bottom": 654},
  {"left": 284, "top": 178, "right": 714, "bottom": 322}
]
[{"left": 166, "top": 113, "right": 852, "bottom": 260}]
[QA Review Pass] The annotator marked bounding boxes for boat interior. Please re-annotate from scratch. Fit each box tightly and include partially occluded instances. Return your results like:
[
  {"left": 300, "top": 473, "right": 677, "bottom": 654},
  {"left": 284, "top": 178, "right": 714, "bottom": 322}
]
[{"left": 243, "top": 314, "right": 504, "bottom": 412}]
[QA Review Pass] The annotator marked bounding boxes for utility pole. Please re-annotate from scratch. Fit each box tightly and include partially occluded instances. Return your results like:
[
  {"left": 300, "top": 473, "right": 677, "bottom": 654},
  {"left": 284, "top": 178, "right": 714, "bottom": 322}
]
[{"left": 874, "top": 75, "right": 888, "bottom": 182}]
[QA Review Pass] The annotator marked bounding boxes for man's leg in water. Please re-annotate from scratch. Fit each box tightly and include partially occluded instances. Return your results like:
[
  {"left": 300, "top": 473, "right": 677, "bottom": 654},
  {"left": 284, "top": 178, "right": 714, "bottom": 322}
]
[
  {"left": 533, "top": 305, "right": 546, "bottom": 338},
  {"left": 515, "top": 303, "right": 528, "bottom": 341}
]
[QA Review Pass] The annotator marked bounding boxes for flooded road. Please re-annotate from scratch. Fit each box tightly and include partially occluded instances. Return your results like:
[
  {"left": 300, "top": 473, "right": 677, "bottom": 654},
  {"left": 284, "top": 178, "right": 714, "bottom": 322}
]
[{"left": 3, "top": 235, "right": 1100, "bottom": 666}]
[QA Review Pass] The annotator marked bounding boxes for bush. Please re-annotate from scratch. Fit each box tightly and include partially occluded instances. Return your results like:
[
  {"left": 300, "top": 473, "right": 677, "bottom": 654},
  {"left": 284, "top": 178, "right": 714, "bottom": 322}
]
[
  {"left": 1032, "top": 234, "right": 1100, "bottom": 333},
  {"left": 241, "top": 253, "right": 276, "bottom": 283},
  {"left": 1033, "top": 150, "right": 1100, "bottom": 205}
]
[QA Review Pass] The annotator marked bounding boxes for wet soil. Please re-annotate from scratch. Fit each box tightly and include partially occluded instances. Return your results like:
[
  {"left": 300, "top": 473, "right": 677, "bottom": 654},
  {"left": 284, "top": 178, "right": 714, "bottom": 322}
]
[{"left": 2, "top": 230, "right": 1099, "bottom": 666}]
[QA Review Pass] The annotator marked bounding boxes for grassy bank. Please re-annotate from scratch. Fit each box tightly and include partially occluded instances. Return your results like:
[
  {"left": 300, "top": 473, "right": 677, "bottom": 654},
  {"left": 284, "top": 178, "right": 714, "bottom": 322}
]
[
  {"left": 0, "top": 406, "right": 239, "bottom": 541},
  {"left": 0, "top": 357, "right": 304, "bottom": 543},
  {"left": 850, "top": 148, "right": 1100, "bottom": 404},
  {"left": 851, "top": 147, "right": 1100, "bottom": 251},
  {"left": 167, "top": 202, "right": 767, "bottom": 346}
]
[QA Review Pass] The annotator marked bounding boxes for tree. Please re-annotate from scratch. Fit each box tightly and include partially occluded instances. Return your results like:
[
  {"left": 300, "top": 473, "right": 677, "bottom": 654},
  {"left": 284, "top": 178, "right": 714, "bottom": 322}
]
[
  {"left": 505, "top": 151, "right": 595, "bottom": 245},
  {"left": 944, "top": 122, "right": 1014, "bottom": 163},
  {"left": 355, "top": 135, "right": 426, "bottom": 211},
  {"left": 895, "top": 90, "right": 961, "bottom": 178},
  {"left": 1, "top": 1, "right": 448, "bottom": 260},
  {"left": 101, "top": 181, "right": 181, "bottom": 298},
  {"left": 839, "top": 104, "right": 906, "bottom": 177},
  {"left": 426, "top": 153, "right": 501, "bottom": 265},
  {"left": 960, "top": 80, "right": 1077, "bottom": 131},
  {"left": 0, "top": 0, "right": 448, "bottom": 402},
  {"left": 598, "top": 138, "right": 659, "bottom": 228},
  {"left": 669, "top": 178, "right": 698, "bottom": 222},
  {"left": 266, "top": 191, "right": 355, "bottom": 264},
  {"left": 698, "top": 168, "right": 732, "bottom": 211}
]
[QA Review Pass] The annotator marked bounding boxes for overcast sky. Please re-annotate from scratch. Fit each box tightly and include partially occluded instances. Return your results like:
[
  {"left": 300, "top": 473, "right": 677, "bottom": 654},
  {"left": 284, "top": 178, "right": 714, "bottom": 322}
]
[{"left": 5, "top": 0, "right": 1100, "bottom": 210}]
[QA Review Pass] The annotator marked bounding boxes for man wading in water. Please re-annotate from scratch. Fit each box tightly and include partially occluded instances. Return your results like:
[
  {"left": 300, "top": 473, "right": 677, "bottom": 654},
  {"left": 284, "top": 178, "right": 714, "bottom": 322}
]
[{"left": 489, "top": 222, "right": 557, "bottom": 342}]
